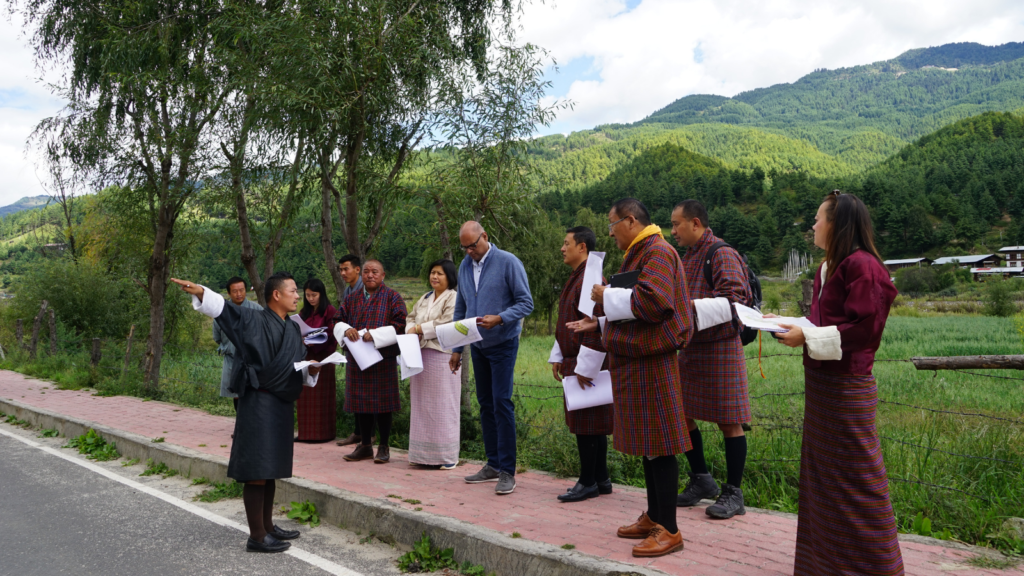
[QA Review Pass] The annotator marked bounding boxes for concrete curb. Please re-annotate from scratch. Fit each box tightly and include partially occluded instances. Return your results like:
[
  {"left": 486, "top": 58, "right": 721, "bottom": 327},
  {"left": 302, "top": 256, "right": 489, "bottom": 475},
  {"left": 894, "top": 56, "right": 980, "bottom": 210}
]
[{"left": 0, "top": 396, "right": 666, "bottom": 576}]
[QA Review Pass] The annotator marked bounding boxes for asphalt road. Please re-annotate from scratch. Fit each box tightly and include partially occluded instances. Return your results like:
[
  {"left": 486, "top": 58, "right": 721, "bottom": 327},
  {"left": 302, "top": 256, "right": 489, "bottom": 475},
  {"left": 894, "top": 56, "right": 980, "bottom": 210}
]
[{"left": 0, "top": 427, "right": 405, "bottom": 576}]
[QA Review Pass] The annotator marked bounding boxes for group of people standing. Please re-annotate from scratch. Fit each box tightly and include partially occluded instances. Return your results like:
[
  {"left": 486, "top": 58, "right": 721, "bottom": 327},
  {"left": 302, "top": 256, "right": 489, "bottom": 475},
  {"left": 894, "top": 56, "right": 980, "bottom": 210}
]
[{"left": 173, "top": 190, "right": 904, "bottom": 575}]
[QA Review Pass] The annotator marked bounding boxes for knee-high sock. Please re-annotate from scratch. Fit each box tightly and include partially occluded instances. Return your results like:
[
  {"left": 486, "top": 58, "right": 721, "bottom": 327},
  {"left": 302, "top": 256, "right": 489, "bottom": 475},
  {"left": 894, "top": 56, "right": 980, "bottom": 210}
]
[
  {"left": 683, "top": 426, "right": 708, "bottom": 475},
  {"left": 576, "top": 435, "right": 596, "bottom": 486},
  {"left": 594, "top": 435, "right": 609, "bottom": 483},
  {"left": 650, "top": 456, "right": 679, "bottom": 533},
  {"left": 724, "top": 435, "right": 747, "bottom": 487},
  {"left": 243, "top": 482, "right": 267, "bottom": 541},
  {"left": 641, "top": 456, "right": 659, "bottom": 526},
  {"left": 262, "top": 479, "right": 276, "bottom": 532},
  {"left": 358, "top": 414, "right": 376, "bottom": 446},
  {"left": 376, "top": 412, "right": 393, "bottom": 447}
]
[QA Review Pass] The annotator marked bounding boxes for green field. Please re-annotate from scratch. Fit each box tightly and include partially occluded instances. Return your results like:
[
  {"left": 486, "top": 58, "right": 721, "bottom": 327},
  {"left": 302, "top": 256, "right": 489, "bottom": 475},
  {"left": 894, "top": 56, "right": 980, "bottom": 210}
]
[{"left": 4, "top": 312, "right": 1022, "bottom": 552}]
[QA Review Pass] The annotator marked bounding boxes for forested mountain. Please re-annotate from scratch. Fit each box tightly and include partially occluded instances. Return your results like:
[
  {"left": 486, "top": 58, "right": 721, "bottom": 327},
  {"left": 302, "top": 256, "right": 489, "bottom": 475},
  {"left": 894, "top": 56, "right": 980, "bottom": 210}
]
[
  {"left": 0, "top": 196, "right": 51, "bottom": 218},
  {"left": 528, "top": 42, "right": 1024, "bottom": 191}
]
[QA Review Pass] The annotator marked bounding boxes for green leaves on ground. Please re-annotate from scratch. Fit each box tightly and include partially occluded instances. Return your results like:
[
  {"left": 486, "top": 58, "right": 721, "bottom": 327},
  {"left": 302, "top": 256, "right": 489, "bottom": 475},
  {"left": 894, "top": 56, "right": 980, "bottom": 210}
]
[
  {"left": 397, "top": 532, "right": 492, "bottom": 575},
  {"left": 139, "top": 459, "right": 178, "bottom": 478},
  {"left": 194, "top": 480, "right": 244, "bottom": 503},
  {"left": 286, "top": 501, "right": 320, "bottom": 528},
  {"left": 64, "top": 429, "right": 119, "bottom": 461}
]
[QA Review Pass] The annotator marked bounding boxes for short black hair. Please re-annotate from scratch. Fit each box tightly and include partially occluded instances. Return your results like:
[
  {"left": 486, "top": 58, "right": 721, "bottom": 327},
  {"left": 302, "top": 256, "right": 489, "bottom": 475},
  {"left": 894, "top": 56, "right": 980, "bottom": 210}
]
[
  {"left": 566, "top": 226, "right": 596, "bottom": 252},
  {"left": 264, "top": 271, "right": 295, "bottom": 303},
  {"left": 363, "top": 259, "right": 385, "bottom": 274},
  {"left": 300, "top": 277, "right": 331, "bottom": 319},
  {"left": 611, "top": 197, "right": 652, "bottom": 226},
  {"left": 338, "top": 254, "right": 361, "bottom": 269},
  {"left": 225, "top": 276, "right": 246, "bottom": 291},
  {"left": 428, "top": 259, "right": 458, "bottom": 291},
  {"left": 674, "top": 199, "right": 709, "bottom": 228}
]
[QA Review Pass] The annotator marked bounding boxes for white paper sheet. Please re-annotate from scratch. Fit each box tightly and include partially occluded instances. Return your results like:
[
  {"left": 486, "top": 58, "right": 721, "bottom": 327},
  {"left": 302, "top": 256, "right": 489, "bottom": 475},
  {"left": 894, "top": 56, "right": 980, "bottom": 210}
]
[
  {"left": 435, "top": 318, "right": 483, "bottom": 350},
  {"left": 397, "top": 334, "right": 424, "bottom": 380},
  {"left": 293, "top": 351, "right": 347, "bottom": 372},
  {"left": 574, "top": 345, "right": 606, "bottom": 379},
  {"left": 342, "top": 329, "right": 384, "bottom": 370},
  {"left": 733, "top": 302, "right": 815, "bottom": 333},
  {"left": 562, "top": 370, "right": 614, "bottom": 411},
  {"left": 290, "top": 314, "right": 328, "bottom": 344},
  {"left": 577, "top": 251, "right": 606, "bottom": 318}
]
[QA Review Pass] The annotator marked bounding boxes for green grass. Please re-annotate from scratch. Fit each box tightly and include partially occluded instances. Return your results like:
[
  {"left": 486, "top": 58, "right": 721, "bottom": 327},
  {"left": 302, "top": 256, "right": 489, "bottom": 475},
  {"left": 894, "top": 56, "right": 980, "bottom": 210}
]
[
  {"left": 194, "top": 480, "right": 244, "bottom": 502},
  {"left": 63, "top": 429, "right": 120, "bottom": 461}
]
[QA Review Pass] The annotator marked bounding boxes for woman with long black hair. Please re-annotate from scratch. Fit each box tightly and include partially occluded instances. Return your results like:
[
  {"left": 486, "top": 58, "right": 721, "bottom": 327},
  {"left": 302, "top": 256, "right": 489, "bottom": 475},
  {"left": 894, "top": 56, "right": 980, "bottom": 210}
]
[
  {"left": 295, "top": 278, "right": 338, "bottom": 443},
  {"left": 773, "top": 191, "right": 904, "bottom": 575}
]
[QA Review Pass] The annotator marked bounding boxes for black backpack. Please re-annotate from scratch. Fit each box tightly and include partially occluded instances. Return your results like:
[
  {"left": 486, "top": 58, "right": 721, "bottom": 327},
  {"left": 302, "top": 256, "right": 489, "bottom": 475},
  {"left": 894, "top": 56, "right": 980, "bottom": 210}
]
[{"left": 702, "top": 241, "right": 762, "bottom": 346}]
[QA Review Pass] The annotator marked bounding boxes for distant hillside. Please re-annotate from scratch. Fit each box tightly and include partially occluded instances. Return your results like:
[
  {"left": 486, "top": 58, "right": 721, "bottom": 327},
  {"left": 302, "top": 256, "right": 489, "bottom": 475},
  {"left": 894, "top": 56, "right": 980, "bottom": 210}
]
[{"left": 0, "top": 196, "right": 50, "bottom": 218}]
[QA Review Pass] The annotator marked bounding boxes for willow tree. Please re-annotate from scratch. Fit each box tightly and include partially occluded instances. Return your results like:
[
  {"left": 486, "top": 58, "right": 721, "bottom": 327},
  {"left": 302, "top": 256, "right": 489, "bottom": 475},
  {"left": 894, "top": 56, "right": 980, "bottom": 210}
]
[{"left": 19, "top": 0, "right": 230, "bottom": 387}]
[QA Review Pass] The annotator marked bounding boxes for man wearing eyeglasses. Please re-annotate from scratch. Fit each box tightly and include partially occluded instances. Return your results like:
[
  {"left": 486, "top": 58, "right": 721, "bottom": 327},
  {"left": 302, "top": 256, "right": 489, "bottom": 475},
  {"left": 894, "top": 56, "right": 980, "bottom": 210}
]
[{"left": 451, "top": 220, "right": 534, "bottom": 495}]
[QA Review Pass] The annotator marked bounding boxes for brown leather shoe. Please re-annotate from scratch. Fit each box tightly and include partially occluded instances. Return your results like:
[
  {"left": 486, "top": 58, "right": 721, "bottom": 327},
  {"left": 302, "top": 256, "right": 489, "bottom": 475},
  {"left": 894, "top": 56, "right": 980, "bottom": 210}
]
[
  {"left": 343, "top": 444, "right": 374, "bottom": 461},
  {"left": 373, "top": 445, "right": 391, "bottom": 464},
  {"left": 632, "top": 525, "right": 684, "bottom": 557},
  {"left": 616, "top": 511, "right": 658, "bottom": 539},
  {"left": 335, "top": 433, "right": 361, "bottom": 446}
]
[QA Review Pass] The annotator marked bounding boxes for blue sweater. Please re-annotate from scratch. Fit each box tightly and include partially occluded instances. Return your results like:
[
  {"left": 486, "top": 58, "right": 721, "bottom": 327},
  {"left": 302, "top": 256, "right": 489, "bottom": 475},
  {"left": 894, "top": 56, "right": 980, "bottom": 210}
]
[{"left": 453, "top": 245, "right": 534, "bottom": 351}]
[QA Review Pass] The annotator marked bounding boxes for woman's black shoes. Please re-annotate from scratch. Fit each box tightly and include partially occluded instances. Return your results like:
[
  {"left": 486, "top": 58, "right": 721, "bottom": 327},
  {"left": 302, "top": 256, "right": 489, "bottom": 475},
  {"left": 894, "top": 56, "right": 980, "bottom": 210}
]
[
  {"left": 269, "top": 525, "right": 301, "bottom": 540},
  {"left": 247, "top": 534, "right": 290, "bottom": 553},
  {"left": 558, "top": 482, "right": 599, "bottom": 502}
]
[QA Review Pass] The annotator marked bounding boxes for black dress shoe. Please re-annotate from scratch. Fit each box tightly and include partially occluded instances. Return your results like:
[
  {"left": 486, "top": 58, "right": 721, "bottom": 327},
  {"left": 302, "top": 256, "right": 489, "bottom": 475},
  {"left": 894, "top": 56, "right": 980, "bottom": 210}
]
[
  {"left": 597, "top": 478, "right": 613, "bottom": 495},
  {"left": 247, "top": 534, "right": 290, "bottom": 553},
  {"left": 558, "top": 482, "right": 599, "bottom": 502},
  {"left": 269, "top": 525, "right": 300, "bottom": 540}
]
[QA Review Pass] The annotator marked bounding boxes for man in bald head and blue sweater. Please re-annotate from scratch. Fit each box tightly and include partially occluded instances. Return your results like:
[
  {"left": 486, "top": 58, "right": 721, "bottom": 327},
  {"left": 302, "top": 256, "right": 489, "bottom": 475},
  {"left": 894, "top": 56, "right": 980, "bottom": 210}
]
[{"left": 449, "top": 221, "right": 534, "bottom": 496}]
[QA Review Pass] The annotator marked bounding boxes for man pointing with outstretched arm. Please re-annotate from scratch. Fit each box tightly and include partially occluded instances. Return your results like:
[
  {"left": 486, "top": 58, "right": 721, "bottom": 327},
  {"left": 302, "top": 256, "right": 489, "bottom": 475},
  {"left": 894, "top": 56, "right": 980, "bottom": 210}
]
[{"left": 450, "top": 221, "right": 534, "bottom": 495}]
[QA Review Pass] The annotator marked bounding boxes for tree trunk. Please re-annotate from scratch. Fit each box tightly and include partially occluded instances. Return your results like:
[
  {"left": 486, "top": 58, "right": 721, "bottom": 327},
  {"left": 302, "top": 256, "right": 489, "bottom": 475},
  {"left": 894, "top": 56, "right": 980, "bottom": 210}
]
[
  {"left": 124, "top": 325, "right": 136, "bottom": 376},
  {"left": 460, "top": 358, "right": 473, "bottom": 408},
  {"left": 911, "top": 355, "right": 1024, "bottom": 370},
  {"left": 48, "top": 308, "right": 57, "bottom": 356},
  {"left": 91, "top": 338, "right": 102, "bottom": 367},
  {"left": 30, "top": 301, "right": 47, "bottom": 360},
  {"left": 16, "top": 319, "right": 23, "bottom": 350},
  {"left": 320, "top": 170, "right": 346, "bottom": 305},
  {"left": 143, "top": 208, "right": 173, "bottom": 389},
  {"left": 799, "top": 279, "right": 814, "bottom": 316}
]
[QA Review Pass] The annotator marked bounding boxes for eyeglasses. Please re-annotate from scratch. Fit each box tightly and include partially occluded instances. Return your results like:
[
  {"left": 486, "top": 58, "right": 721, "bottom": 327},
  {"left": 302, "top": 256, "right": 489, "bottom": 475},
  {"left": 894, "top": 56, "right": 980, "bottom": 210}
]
[
  {"left": 608, "top": 216, "right": 628, "bottom": 233},
  {"left": 460, "top": 233, "right": 484, "bottom": 252}
]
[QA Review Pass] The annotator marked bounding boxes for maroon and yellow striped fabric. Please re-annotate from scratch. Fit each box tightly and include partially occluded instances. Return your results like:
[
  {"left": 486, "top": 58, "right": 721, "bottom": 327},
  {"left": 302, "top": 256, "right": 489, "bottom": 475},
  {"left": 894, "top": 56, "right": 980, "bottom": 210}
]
[
  {"left": 680, "top": 228, "right": 750, "bottom": 344},
  {"left": 794, "top": 367, "right": 905, "bottom": 576},
  {"left": 556, "top": 262, "right": 613, "bottom": 436},
  {"left": 335, "top": 285, "right": 407, "bottom": 414},
  {"left": 604, "top": 234, "right": 693, "bottom": 456},
  {"left": 678, "top": 337, "right": 750, "bottom": 424}
]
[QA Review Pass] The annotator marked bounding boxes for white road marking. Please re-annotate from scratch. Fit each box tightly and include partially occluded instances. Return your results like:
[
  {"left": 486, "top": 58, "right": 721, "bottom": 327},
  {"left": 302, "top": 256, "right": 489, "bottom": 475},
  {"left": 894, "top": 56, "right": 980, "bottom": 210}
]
[{"left": 0, "top": 426, "right": 364, "bottom": 576}]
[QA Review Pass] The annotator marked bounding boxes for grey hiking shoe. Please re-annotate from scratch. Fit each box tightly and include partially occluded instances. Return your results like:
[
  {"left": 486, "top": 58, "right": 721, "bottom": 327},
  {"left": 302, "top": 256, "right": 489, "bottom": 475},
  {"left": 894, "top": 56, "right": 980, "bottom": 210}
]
[
  {"left": 495, "top": 471, "right": 516, "bottom": 495},
  {"left": 705, "top": 484, "right": 745, "bottom": 519},
  {"left": 464, "top": 464, "right": 500, "bottom": 483},
  {"left": 676, "top": 472, "right": 719, "bottom": 507}
]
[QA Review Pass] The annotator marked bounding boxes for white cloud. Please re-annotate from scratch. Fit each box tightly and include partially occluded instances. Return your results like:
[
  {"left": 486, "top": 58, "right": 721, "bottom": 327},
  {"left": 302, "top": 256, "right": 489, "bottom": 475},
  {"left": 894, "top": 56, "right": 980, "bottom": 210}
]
[{"left": 521, "top": 0, "right": 1024, "bottom": 135}]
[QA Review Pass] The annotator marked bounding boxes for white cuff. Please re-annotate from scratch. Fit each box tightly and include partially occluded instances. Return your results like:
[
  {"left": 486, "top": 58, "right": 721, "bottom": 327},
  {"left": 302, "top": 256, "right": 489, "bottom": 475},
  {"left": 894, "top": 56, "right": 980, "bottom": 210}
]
[
  {"left": 302, "top": 367, "right": 320, "bottom": 387},
  {"left": 604, "top": 288, "right": 636, "bottom": 322},
  {"left": 598, "top": 317, "right": 608, "bottom": 333},
  {"left": 192, "top": 287, "right": 225, "bottom": 319},
  {"left": 333, "top": 322, "right": 352, "bottom": 346},
  {"left": 804, "top": 325, "right": 842, "bottom": 361},
  {"left": 694, "top": 297, "right": 732, "bottom": 331},
  {"left": 548, "top": 341, "right": 563, "bottom": 364},
  {"left": 420, "top": 321, "right": 437, "bottom": 341},
  {"left": 574, "top": 345, "right": 606, "bottom": 379},
  {"left": 369, "top": 325, "right": 398, "bottom": 349}
]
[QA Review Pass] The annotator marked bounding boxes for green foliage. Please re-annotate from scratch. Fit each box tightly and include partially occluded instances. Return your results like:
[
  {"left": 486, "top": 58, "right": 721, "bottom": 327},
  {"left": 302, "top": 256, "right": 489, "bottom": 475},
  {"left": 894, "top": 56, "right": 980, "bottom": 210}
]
[
  {"left": 64, "top": 429, "right": 119, "bottom": 461},
  {"left": 286, "top": 500, "right": 320, "bottom": 528},
  {"left": 983, "top": 278, "right": 1019, "bottom": 317},
  {"left": 38, "top": 428, "right": 59, "bottom": 438},
  {"left": 194, "top": 480, "right": 244, "bottom": 503},
  {"left": 140, "top": 459, "right": 178, "bottom": 478},
  {"left": 397, "top": 532, "right": 493, "bottom": 575},
  {"left": 894, "top": 266, "right": 956, "bottom": 295}
]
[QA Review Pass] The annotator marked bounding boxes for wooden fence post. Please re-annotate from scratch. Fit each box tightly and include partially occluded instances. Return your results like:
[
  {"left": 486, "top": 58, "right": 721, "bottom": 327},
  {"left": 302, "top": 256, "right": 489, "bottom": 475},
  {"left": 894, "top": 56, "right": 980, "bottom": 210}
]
[
  {"left": 911, "top": 355, "right": 1024, "bottom": 371},
  {"left": 48, "top": 308, "right": 57, "bottom": 356},
  {"left": 15, "top": 319, "right": 23, "bottom": 350},
  {"left": 29, "top": 301, "right": 48, "bottom": 360},
  {"left": 122, "top": 325, "right": 135, "bottom": 376},
  {"left": 799, "top": 279, "right": 814, "bottom": 316},
  {"left": 91, "top": 338, "right": 102, "bottom": 367}
]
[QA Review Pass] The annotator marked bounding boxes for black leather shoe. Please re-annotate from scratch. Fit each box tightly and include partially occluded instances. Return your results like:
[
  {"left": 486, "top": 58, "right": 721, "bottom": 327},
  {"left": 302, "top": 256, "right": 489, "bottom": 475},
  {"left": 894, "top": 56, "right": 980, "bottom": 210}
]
[
  {"left": 597, "top": 478, "right": 613, "bottom": 495},
  {"left": 246, "top": 534, "right": 290, "bottom": 553},
  {"left": 269, "top": 525, "right": 300, "bottom": 540},
  {"left": 558, "top": 482, "right": 599, "bottom": 502}
]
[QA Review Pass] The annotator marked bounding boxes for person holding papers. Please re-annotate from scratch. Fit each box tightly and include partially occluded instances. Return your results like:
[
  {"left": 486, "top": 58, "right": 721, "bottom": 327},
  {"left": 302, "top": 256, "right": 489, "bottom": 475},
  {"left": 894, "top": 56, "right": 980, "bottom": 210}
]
[
  {"left": 332, "top": 260, "right": 407, "bottom": 464},
  {"left": 213, "top": 277, "right": 262, "bottom": 412},
  {"left": 171, "top": 273, "right": 318, "bottom": 554},
  {"left": 569, "top": 198, "right": 692, "bottom": 558},
  {"left": 450, "top": 220, "right": 534, "bottom": 496},
  {"left": 548, "top": 226, "right": 614, "bottom": 503},
  {"left": 295, "top": 278, "right": 338, "bottom": 443},
  {"left": 771, "top": 191, "right": 903, "bottom": 576},
  {"left": 335, "top": 254, "right": 374, "bottom": 448},
  {"left": 669, "top": 200, "right": 752, "bottom": 519},
  {"left": 405, "top": 259, "right": 461, "bottom": 469}
]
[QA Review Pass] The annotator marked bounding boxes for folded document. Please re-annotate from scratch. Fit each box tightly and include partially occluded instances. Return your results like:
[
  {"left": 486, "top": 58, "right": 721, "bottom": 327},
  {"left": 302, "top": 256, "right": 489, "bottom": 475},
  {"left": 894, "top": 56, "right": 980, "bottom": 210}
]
[
  {"left": 562, "top": 370, "right": 614, "bottom": 411},
  {"left": 435, "top": 318, "right": 483, "bottom": 350},
  {"left": 733, "top": 302, "right": 815, "bottom": 333}
]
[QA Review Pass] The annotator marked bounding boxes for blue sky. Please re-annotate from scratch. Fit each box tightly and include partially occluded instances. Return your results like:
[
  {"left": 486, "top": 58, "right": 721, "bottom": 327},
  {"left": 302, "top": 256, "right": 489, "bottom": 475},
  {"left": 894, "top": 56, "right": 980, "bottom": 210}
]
[{"left": 2, "top": 0, "right": 1024, "bottom": 205}]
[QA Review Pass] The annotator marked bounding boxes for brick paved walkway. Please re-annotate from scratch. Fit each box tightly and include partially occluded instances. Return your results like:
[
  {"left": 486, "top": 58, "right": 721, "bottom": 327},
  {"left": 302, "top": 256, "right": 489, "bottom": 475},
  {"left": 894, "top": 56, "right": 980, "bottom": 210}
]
[{"left": 1, "top": 370, "right": 1018, "bottom": 576}]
